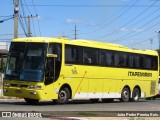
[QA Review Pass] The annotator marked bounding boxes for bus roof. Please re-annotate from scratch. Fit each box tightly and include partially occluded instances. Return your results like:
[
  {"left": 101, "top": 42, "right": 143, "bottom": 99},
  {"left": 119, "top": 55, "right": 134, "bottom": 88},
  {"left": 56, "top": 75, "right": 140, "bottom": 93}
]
[{"left": 12, "top": 37, "right": 158, "bottom": 56}]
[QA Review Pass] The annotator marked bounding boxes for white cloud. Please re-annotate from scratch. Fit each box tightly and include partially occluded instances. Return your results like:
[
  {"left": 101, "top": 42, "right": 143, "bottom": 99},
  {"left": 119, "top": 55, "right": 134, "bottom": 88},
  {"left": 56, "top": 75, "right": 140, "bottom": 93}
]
[
  {"left": 88, "top": 22, "right": 99, "bottom": 26},
  {"left": 66, "top": 18, "right": 84, "bottom": 23},
  {"left": 132, "top": 28, "right": 144, "bottom": 32},
  {"left": 117, "top": 28, "right": 144, "bottom": 33},
  {"left": 118, "top": 27, "right": 128, "bottom": 32}
]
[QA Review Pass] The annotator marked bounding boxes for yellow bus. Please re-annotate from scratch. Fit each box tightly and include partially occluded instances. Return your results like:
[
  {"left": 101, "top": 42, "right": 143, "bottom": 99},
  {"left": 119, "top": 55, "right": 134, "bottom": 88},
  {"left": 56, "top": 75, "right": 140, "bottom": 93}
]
[{"left": 3, "top": 37, "right": 159, "bottom": 104}]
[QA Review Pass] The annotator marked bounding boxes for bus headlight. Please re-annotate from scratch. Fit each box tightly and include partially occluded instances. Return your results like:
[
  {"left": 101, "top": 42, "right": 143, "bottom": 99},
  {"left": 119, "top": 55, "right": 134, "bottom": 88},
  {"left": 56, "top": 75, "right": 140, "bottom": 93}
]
[
  {"left": 3, "top": 83, "right": 10, "bottom": 87},
  {"left": 28, "top": 85, "right": 42, "bottom": 90}
]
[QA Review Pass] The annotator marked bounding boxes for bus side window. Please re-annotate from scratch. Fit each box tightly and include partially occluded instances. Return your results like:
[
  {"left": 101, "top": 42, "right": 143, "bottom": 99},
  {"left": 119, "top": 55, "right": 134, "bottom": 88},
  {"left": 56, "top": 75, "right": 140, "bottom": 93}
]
[
  {"left": 151, "top": 56, "right": 158, "bottom": 70},
  {"left": 114, "top": 53, "right": 119, "bottom": 67},
  {"left": 72, "top": 47, "right": 83, "bottom": 64},
  {"left": 118, "top": 53, "right": 127, "bottom": 67},
  {"left": 72, "top": 48, "right": 77, "bottom": 62},
  {"left": 99, "top": 50, "right": 106, "bottom": 66},
  {"left": 106, "top": 52, "right": 115, "bottom": 66},
  {"left": 48, "top": 43, "right": 61, "bottom": 61},
  {"left": 83, "top": 47, "right": 98, "bottom": 65},
  {"left": 65, "top": 45, "right": 83, "bottom": 64},
  {"left": 133, "top": 56, "right": 140, "bottom": 68}
]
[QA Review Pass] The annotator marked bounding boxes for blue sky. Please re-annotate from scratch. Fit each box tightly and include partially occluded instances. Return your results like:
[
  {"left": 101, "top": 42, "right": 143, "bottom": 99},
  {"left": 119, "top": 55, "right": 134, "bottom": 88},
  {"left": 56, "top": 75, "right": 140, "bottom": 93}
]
[{"left": 1, "top": 0, "right": 160, "bottom": 50}]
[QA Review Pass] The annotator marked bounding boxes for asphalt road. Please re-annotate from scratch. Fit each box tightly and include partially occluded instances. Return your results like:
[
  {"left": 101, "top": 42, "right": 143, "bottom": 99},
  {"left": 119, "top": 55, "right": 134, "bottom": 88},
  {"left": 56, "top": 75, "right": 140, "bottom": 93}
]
[
  {"left": 0, "top": 99, "right": 160, "bottom": 111},
  {"left": 0, "top": 99, "right": 160, "bottom": 119}
]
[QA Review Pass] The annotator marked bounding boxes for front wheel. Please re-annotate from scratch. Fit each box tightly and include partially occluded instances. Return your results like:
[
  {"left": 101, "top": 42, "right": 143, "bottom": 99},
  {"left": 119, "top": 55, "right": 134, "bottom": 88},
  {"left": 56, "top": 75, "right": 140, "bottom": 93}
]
[
  {"left": 120, "top": 87, "right": 130, "bottom": 102},
  {"left": 131, "top": 88, "right": 140, "bottom": 102},
  {"left": 24, "top": 98, "right": 39, "bottom": 105},
  {"left": 57, "top": 87, "right": 70, "bottom": 104}
]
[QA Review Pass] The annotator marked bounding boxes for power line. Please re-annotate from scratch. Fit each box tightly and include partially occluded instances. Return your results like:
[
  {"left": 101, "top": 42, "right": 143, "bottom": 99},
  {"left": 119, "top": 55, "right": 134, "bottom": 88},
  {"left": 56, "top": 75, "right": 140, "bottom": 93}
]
[
  {"left": 19, "top": 0, "right": 28, "bottom": 30},
  {"left": 95, "top": 0, "right": 135, "bottom": 26},
  {"left": 0, "top": 15, "right": 13, "bottom": 18},
  {"left": 81, "top": 0, "right": 139, "bottom": 35},
  {"left": 21, "top": 0, "right": 41, "bottom": 36},
  {"left": 23, "top": 0, "right": 32, "bottom": 15},
  {"left": 112, "top": 20, "right": 160, "bottom": 43},
  {"left": 24, "top": 4, "right": 160, "bottom": 8},
  {"left": 19, "top": 16, "right": 27, "bottom": 36},
  {"left": 0, "top": 34, "right": 25, "bottom": 36},
  {"left": 111, "top": 12, "right": 160, "bottom": 42},
  {"left": 22, "top": 0, "right": 36, "bottom": 36},
  {"left": 99, "top": 0, "right": 159, "bottom": 39},
  {"left": 127, "top": 6, "right": 160, "bottom": 28},
  {"left": 0, "top": 16, "right": 14, "bottom": 23},
  {"left": 128, "top": 35, "right": 157, "bottom": 47},
  {"left": 21, "top": 15, "right": 38, "bottom": 37},
  {"left": 31, "top": 0, "right": 41, "bottom": 36}
]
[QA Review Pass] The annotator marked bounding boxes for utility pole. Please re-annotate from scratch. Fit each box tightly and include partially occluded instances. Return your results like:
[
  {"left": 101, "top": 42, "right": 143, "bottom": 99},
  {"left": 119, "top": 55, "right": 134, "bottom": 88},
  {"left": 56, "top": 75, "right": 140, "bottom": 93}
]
[
  {"left": 74, "top": 25, "right": 77, "bottom": 40},
  {"left": 14, "top": 0, "right": 19, "bottom": 39},
  {"left": 22, "top": 15, "right": 37, "bottom": 37}
]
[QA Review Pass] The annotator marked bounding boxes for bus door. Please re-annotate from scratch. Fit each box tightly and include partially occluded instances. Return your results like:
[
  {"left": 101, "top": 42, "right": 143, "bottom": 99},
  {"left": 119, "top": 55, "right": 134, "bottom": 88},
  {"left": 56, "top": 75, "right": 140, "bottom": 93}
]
[{"left": 45, "top": 43, "right": 62, "bottom": 85}]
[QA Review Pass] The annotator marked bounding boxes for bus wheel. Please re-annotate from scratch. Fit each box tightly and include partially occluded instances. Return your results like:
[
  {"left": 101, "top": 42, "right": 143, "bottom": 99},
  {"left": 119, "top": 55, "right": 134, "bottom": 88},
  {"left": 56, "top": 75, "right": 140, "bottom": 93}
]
[
  {"left": 24, "top": 98, "right": 39, "bottom": 105},
  {"left": 120, "top": 87, "right": 130, "bottom": 102},
  {"left": 131, "top": 88, "right": 140, "bottom": 102},
  {"left": 57, "top": 87, "right": 70, "bottom": 104}
]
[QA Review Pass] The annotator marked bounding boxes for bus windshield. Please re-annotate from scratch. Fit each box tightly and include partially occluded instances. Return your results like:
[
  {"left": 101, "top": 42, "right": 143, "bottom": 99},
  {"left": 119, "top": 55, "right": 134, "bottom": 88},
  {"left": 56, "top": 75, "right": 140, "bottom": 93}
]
[{"left": 5, "top": 42, "right": 47, "bottom": 82}]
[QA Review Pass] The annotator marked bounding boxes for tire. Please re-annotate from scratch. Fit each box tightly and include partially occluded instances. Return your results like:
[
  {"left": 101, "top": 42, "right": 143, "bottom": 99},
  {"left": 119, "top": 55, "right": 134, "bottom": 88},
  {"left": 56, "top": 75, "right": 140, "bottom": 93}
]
[
  {"left": 120, "top": 87, "right": 130, "bottom": 102},
  {"left": 102, "top": 98, "right": 114, "bottom": 103},
  {"left": 131, "top": 88, "right": 140, "bottom": 102},
  {"left": 24, "top": 98, "right": 39, "bottom": 105},
  {"left": 57, "top": 87, "right": 70, "bottom": 104}
]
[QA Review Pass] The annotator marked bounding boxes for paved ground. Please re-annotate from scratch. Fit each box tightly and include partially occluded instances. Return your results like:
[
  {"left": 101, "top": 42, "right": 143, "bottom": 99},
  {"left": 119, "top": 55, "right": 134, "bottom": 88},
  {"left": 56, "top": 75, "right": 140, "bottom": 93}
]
[{"left": 0, "top": 99, "right": 160, "bottom": 119}]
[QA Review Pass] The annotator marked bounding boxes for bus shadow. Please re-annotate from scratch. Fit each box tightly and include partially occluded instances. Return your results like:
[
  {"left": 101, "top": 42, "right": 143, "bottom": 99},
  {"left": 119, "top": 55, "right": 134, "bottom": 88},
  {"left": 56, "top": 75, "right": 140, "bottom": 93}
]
[{"left": 0, "top": 98, "right": 153, "bottom": 106}]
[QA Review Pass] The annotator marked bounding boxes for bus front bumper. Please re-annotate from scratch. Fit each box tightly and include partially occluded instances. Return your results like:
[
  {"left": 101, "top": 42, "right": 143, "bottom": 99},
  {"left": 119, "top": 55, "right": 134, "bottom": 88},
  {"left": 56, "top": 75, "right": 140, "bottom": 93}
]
[{"left": 3, "top": 87, "right": 45, "bottom": 100}]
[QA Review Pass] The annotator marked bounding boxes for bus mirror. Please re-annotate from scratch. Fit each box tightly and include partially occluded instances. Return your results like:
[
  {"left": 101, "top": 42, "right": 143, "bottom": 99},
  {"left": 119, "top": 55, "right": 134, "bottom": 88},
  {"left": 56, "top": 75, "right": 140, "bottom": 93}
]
[{"left": 47, "top": 54, "right": 57, "bottom": 58}]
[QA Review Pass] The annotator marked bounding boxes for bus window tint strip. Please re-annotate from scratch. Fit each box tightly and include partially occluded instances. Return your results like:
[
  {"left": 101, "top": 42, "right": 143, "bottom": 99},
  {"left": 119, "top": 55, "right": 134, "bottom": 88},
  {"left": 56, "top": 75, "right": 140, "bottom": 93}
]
[{"left": 65, "top": 45, "right": 158, "bottom": 70}]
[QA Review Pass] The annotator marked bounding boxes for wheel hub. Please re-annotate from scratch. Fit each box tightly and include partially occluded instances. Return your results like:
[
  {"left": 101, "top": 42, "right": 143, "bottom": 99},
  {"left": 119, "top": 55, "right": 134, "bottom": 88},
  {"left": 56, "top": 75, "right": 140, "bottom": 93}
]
[
  {"left": 123, "top": 91, "right": 129, "bottom": 99},
  {"left": 59, "top": 90, "right": 66, "bottom": 100}
]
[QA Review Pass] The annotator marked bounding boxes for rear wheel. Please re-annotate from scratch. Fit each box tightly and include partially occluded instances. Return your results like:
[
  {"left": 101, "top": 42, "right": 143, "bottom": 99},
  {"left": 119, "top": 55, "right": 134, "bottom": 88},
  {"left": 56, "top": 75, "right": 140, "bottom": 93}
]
[
  {"left": 131, "top": 88, "right": 140, "bottom": 102},
  {"left": 120, "top": 87, "right": 130, "bottom": 102},
  {"left": 57, "top": 87, "right": 70, "bottom": 104},
  {"left": 24, "top": 98, "right": 39, "bottom": 105}
]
